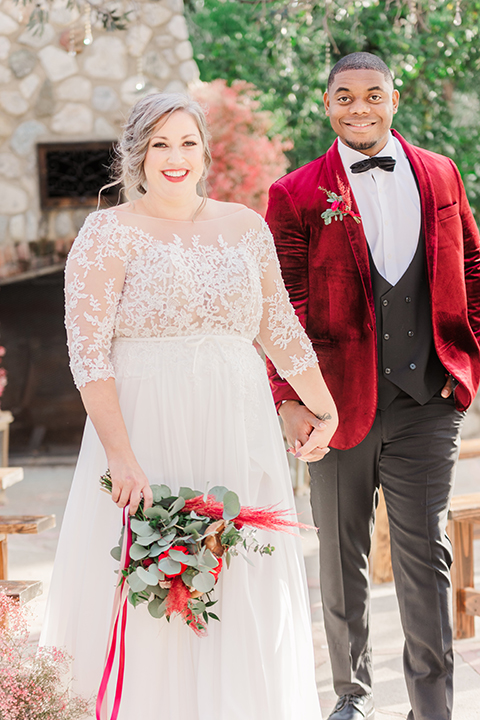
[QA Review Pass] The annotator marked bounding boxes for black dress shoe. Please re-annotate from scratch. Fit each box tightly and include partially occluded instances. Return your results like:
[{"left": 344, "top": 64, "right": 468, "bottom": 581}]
[{"left": 327, "top": 694, "right": 375, "bottom": 720}]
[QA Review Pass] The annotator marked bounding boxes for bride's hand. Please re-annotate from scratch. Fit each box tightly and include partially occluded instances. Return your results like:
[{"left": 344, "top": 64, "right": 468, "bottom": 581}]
[
  {"left": 108, "top": 458, "right": 153, "bottom": 515},
  {"left": 281, "top": 401, "right": 338, "bottom": 463},
  {"left": 290, "top": 414, "right": 338, "bottom": 463}
]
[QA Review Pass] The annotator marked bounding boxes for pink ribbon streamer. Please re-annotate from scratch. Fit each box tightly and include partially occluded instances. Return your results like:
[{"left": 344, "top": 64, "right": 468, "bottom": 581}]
[{"left": 96, "top": 508, "right": 132, "bottom": 720}]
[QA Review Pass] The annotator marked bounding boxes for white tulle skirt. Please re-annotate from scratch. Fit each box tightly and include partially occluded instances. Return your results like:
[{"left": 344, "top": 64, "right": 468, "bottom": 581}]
[{"left": 40, "top": 336, "right": 322, "bottom": 720}]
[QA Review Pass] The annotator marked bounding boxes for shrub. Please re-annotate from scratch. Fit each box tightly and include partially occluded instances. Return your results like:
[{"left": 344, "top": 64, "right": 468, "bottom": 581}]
[{"left": 191, "top": 79, "right": 291, "bottom": 215}]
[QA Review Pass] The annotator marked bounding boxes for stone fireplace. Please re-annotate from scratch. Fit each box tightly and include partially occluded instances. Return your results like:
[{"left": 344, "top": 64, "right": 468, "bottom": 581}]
[{"left": 0, "top": 0, "right": 198, "bottom": 281}]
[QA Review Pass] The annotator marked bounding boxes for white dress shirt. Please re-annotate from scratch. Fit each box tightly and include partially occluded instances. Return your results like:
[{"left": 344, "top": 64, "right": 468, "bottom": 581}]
[{"left": 337, "top": 133, "right": 421, "bottom": 286}]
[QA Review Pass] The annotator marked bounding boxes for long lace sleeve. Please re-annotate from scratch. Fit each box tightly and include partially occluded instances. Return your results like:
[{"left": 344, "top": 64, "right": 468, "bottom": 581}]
[
  {"left": 64, "top": 211, "right": 129, "bottom": 389},
  {"left": 254, "top": 219, "right": 317, "bottom": 378}
]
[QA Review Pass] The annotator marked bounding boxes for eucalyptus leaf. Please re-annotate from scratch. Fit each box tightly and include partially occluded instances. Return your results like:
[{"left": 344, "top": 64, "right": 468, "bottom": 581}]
[
  {"left": 150, "top": 484, "right": 172, "bottom": 502},
  {"left": 169, "top": 549, "right": 197, "bottom": 567},
  {"left": 199, "top": 549, "right": 219, "bottom": 570},
  {"left": 178, "top": 487, "right": 198, "bottom": 500},
  {"left": 135, "top": 532, "right": 162, "bottom": 546},
  {"left": 147, "top": 564, "right": 163, "bottom": 580},
  {"left": 151, "top": 585, "right": 169, "bottom": 599},
  {"left": 129, "top": 543, "right": 150, "bottom": 561},
  {"left": 209, "top": 485, "right": 229, "bottom": 501},
  {"left": 110, "top": 546, "right": 122, "bottom": 562},
  {"left": 165, "top": 516, "right": 179, "bottom": 529},
  {"left": 127, "top": 573, "right": 148, "bottom": 593},
  {"left": 182, "top": 568, "right": 196, "bottom": 585},
  {"left": 128, "top": 588, "right": 150, "bottom": 607},
  {"left": 159, "top": 532, "right": 176, "bottom": 544},
  {"left": 237, "top": 549, "right": 254, "bottom": 566},
  {"left": 130, "top": 519, "right": 154, "bottom": 537},
  {"left": 169, "top": 496, "right": 186, "bottom": 514},
  {"left": 149, "top": 543, "right": 162, "bottom": 558},
  {"left": 183, "top": 520, "right": 205, "bottom": 534},
  {"left": 192, "top": 571, "right": 216, "bottom": 594},
  {"left": 148, "top": 597, "right": 167, "bottom": 619},
  {"left": 158, "top": 557, "right": 182, "bottom": 575},
  {"left": 144, "top": 506, "right": 170, "bottom": 521},
  {"left": 136, "top": 566, "right": 160, "bottom": 586},
  {"left": 192, "top": 600, "right": 206, "bottom": 615},
  {"left": 222, "top": 490, "right": 241, "bottom": 521}
]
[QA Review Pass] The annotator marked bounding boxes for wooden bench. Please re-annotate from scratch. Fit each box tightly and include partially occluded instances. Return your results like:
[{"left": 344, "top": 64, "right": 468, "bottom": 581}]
[
  {"left": 0, "top": 579, "right": 43, "bottom": 604},
  {"left": 0, "top": 580, "right": 43, "bottom": 628},
  {"left": 0, "top": 466, "right": 24, "bottom": 490},
  {"left": 0, "top": 515, "right": 56, "bottom": 580}
]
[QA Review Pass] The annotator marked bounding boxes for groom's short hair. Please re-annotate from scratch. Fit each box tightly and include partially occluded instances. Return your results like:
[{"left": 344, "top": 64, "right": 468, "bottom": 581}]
[{"left": 327, "top": 52, "right": 394, "bottom": 89}]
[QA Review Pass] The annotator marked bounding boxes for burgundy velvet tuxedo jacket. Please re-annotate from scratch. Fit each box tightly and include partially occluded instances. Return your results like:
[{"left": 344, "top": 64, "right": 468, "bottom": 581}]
[{"left": 266, "top": 130, "right": 480, "bottom": 450}]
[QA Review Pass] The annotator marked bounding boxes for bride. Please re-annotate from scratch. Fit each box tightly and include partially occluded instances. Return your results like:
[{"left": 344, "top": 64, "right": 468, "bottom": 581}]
[{"left": 40, "top": 93, "right": 338, "bottom": 720}]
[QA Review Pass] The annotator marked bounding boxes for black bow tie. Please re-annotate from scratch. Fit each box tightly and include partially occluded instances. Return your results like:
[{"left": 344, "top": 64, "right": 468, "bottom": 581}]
[{"left": 350, "top": 156, "right": 396, "bottom": 174}]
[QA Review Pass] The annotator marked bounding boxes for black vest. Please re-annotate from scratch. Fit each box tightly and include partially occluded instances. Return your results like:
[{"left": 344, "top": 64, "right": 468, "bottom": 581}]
[{"left": 369, "top": 236, "right": 445, "bottom": 410}]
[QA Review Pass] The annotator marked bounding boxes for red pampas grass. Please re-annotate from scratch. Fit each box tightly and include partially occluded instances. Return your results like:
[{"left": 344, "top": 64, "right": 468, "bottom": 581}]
[
  {"left": 166, "top": 578, "right": 206, "bottom": 636},
  {"left": 183, "top": 496, "right": 314, "bottom": 532}
]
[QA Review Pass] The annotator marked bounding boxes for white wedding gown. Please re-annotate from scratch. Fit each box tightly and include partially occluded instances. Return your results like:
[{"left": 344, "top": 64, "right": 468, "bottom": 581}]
[{"left": 40, "top": 205, "right": 323, "bottom": 720}]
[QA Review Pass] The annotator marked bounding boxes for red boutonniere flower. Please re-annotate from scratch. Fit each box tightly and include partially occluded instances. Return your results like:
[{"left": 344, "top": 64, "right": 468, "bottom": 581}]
[{"left": 318, "top": 186, "right": 361, "bottom": 225}]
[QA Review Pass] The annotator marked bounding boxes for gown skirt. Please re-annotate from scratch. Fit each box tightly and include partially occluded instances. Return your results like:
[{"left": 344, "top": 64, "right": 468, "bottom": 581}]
[{"left": 40, "top": 335, "right": 322, "bottom": 720}]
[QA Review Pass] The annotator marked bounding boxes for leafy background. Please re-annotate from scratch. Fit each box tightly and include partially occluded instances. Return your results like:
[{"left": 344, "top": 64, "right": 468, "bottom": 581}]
[{"left": 185, "top": 0, "right": 480, "bottom": 213}]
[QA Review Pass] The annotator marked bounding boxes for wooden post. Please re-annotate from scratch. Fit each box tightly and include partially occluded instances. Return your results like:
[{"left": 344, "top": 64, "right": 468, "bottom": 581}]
[
  {"left": 448, "top": 517, "right": 475, "bottom": 639},
  {"left": 0, "top": 533, "right": 7, "bottom": 580},
  {"left": 0, "top": 411, "right": 14, "bottom": 468}
]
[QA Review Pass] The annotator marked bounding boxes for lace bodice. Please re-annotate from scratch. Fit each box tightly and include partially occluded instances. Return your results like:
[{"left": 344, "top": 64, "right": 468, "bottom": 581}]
[{"left": 65, "top": 206, "right": 317, "bottom": 388}]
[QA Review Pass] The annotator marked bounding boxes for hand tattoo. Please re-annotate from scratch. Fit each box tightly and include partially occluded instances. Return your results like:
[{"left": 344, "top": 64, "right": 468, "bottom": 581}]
[{"left": 316, "top": 412, "right": 332, "bottom": 422}]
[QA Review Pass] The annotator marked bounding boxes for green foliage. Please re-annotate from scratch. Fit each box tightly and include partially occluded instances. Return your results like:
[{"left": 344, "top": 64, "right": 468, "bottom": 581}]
[{"left": 185, "top": 0, "right": 480, "bottom": 213}]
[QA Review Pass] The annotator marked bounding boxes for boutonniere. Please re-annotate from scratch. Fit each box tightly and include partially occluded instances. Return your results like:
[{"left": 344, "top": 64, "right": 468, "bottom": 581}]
[{"left": 318, "top": 186, "right": 361, "bottom": 225}]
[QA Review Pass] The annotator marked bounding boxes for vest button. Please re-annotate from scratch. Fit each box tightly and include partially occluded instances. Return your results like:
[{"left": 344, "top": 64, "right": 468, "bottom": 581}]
[
  {"left": 382, "top": 299, "right": 389, "bottom": 306},
  {"left": 410, "top": 363, "right": 416, "bottom": 370},
  {"left": 408, "top": 330, "right": 414, "bottom": 337},
  {"left": 383, "top": 333, "right": 390, "bottom": 340},
  {"left": 384, "top": 367, "right": 392, "bottom": 375},
  {"left": 405, "top": 296, "right": 412, "bottom": 303}
]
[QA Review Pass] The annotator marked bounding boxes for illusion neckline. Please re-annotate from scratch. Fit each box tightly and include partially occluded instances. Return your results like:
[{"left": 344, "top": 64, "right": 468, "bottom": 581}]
[{"left": 108, "top": 206, "right": 252, "bottom": 225}]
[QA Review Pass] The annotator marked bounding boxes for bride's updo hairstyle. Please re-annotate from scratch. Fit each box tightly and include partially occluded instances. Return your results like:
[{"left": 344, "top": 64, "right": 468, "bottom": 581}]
[{"left": 113, "top": 92, "right": 212, "bottom": 201}]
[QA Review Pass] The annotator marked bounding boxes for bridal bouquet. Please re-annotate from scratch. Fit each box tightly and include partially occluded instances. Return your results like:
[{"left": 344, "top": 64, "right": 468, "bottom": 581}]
[
  {"left": 101, "top": 473, "right": 306, "bottom": 635},
  {"left": 98, "top": 474, "right": 312, "bottom": 720}
]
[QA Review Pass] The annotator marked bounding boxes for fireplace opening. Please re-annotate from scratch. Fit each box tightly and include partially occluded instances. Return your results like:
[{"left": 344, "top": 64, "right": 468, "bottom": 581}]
[{"left": 38, "top": 141, "right": 121, "bottom": 209}]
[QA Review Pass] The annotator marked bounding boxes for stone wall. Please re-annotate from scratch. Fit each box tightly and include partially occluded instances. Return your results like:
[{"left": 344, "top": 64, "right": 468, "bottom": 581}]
[{"left": 0, "top": 0, "right": 198, "bottom": 281}]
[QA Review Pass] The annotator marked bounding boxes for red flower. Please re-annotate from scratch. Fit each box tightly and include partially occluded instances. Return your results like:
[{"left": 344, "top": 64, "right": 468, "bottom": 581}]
[
  {"left": 331, "top": 200, "right": 342, "bottom": 211},
  {"left": 210, "top": 556, "right": 223, "bottom": 582},
  {"left": 142, "top": 558, "right": 154, "bottom": 568},
  {"left": 158, "top": 546, "right": 189, "bottom": 577}
]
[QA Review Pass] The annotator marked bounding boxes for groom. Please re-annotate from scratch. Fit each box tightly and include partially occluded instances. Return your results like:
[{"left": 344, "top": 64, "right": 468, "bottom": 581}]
[{"left": 266, "top": 52, "right": 480, "bottom": 720}]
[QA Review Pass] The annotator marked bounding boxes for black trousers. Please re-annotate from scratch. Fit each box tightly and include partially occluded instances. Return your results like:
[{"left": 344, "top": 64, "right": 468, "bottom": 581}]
[{"left": 308, "top": 391, "right": 465, "bottom": 720}]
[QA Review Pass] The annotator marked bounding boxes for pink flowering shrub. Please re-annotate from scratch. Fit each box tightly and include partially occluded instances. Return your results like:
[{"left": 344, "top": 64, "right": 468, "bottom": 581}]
[
  {"left": 191, "top": 79, "right": 292, "bottom": 215},
  {"left": 0, "top": 594, "right": 93, "bottom": 720}
]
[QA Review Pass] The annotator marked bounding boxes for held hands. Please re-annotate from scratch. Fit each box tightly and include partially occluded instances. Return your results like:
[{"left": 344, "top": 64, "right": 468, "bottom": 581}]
[
  {"left": 108, "top": 456, "right": 153, "bottom": 515},
  {"left": 280, "top": 401, "right": 338, "bottom": 463}
]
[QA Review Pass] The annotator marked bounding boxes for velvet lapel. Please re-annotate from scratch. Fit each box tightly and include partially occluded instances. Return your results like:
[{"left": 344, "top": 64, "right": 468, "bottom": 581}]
[
  {"left": 324, "top": 140, "right": 375, "bottom": 318},
  {"left": 392, "top": 129, "right": 438, "bottom": 289}
]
